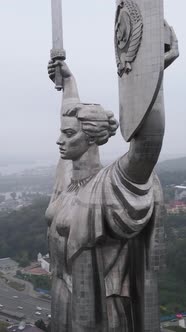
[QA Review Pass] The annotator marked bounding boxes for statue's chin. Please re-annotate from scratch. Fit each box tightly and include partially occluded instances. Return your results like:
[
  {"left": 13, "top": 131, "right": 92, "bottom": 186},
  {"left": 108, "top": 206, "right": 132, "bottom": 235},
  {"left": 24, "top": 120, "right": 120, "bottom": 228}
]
[
  {"left": 60, "top": 154, "right": 74, "bottom": 161},
  {"left": 60, "top": 155, "right": 68, "bottom": 160},
  {"left": 59, "top": 150, "right": 69, "bottom": 160}
]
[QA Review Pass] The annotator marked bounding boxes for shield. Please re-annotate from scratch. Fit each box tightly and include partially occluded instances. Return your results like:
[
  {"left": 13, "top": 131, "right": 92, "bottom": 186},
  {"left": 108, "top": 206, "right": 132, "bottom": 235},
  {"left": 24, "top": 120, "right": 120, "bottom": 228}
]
[{"left": 115, "top": 0, "right": 165, "bottom": 142}]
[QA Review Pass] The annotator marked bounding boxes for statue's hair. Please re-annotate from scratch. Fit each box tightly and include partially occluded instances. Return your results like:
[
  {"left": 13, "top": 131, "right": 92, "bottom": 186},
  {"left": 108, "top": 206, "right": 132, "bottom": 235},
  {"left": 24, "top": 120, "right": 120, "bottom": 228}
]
[{"left": 63, "top": 103, "right": 119, "bottom": 146}]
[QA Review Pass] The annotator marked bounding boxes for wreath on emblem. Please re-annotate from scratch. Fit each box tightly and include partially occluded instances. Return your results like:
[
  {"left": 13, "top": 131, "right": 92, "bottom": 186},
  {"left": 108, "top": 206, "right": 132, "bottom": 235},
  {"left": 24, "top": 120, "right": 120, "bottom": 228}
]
[{"left": 115, "top": 0, "right": 143, "bottom": 76}]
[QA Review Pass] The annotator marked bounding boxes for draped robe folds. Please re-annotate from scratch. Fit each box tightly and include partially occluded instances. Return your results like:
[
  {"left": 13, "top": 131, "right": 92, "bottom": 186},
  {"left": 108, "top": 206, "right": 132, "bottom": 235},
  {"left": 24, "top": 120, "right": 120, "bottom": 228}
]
[{"left": 46, "top": 159, "right": 165, "bottom": 332}]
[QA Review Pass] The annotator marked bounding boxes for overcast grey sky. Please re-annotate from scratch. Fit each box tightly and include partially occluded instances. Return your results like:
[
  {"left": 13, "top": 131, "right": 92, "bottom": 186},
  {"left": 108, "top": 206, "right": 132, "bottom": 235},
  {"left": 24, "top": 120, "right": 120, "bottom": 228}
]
[{"left": 0, "top": 0, "right": 185, "bottom": 164}]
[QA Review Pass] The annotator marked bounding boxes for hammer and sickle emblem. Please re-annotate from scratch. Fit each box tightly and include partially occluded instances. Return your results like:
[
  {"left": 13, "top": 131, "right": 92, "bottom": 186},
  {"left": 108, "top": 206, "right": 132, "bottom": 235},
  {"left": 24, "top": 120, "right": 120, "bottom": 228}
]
[{"left": 115, "top": 0, "right": 143, "bottom": 76}]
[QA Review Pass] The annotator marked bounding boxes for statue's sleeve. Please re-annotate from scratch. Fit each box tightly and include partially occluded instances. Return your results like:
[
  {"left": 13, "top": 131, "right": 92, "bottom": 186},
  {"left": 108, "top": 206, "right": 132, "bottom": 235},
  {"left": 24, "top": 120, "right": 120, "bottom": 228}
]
[
  {"left": 144, "top": 173, "right": 166, "bottom": 271},
  {"left": 103, "top": 159, "right": 155, "bottom": 239}
]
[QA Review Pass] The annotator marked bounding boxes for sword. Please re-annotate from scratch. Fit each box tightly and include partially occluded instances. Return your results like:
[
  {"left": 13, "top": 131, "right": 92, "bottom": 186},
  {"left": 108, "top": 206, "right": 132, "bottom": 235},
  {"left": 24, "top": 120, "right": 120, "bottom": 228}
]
[{"left": 50, "top": 0, "right": 66, "bottom": 91}]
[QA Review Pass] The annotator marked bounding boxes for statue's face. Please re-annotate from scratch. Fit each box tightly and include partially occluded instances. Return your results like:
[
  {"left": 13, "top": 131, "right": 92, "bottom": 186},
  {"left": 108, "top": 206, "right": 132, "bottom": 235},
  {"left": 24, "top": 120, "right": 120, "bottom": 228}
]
[{"left": 57, "top": 116, "right": 89, "bottom": 161}]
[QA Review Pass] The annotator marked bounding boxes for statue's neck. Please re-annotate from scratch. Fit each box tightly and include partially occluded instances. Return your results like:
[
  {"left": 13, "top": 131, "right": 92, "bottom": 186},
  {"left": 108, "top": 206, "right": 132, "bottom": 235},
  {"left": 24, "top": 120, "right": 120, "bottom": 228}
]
[{"left": 72, "top": 145, "right": 101, "bottom": 181}]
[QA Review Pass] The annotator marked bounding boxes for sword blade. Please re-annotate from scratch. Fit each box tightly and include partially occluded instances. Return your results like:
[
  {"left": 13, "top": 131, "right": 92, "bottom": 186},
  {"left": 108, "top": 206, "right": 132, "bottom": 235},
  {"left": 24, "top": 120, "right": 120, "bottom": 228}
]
[
  {"left": 51, "top": 0, "right": 65, "bottom": 90},
  {"left": 51, "top": 0, "right": 63, "bottom": 50}
]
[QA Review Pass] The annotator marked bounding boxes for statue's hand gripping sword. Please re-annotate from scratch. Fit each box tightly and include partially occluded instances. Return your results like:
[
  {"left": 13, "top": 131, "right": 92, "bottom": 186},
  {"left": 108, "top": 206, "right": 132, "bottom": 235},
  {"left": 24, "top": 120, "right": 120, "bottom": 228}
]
[{"left": 50, "top": 0, "right": 66, "bottom": 91}]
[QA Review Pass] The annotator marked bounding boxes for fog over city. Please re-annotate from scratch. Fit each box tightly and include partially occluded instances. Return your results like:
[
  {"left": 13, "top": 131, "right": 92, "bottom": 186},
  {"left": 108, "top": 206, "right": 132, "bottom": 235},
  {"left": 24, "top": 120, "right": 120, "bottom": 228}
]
[{"left": 0, "top": 0, "right": 185, "bottom": 166}]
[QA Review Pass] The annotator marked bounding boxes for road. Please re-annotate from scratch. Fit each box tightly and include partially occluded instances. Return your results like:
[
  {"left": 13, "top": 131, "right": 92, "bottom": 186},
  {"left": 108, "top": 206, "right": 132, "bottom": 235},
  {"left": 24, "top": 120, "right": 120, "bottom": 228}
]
[{"left": 0, "top": 278, "right": 51, "bottom": 323}]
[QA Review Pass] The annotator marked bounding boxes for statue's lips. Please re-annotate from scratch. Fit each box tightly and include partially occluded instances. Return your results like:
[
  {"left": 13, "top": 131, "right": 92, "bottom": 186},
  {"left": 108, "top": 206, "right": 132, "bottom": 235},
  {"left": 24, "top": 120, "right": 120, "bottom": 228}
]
[{"left": 59, "top": 148, "right": 66, "bottom": 153}]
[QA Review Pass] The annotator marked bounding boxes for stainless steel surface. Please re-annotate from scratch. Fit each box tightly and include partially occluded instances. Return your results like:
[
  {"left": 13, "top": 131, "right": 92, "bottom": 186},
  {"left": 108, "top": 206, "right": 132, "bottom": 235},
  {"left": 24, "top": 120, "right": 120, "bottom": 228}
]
[
  {"left": 50, "top": 0, "right": 66, "bottom": 91},
  {"left": 46, "top": 1, "right": 179, "bottom": 331},
  {"left": 51, "top": 0, "right": 63, "bottom": 50},
  {"left": 115, "top": 0, "right": 164, "bottom": 142}
]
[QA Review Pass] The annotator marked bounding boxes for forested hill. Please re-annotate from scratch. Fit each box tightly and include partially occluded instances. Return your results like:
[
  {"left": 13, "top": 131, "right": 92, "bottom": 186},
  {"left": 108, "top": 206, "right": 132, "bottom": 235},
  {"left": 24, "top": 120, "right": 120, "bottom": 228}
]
[
  {"left": 156, "top": 156, "right": 186, "bottom": 186},
  {"left": 160, "top": 213, "right": 186, "bottom": 314},
  {"left": 0, "top": 197, "right": 49, "bottom": 266},
  {"left": 157, "top": 156, "right": 186, "bottom": 173}
]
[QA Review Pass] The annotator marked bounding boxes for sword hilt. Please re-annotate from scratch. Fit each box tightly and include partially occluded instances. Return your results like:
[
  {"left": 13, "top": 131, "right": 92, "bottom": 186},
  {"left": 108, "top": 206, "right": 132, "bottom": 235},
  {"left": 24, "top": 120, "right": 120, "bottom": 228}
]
[{"left": 50, "top": 49, "right": 66, "bottom": 91}]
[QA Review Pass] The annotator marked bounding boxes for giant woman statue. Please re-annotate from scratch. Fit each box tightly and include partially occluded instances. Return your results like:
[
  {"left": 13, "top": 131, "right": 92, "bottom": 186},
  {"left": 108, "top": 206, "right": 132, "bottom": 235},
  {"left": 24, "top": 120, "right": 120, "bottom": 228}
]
[{"left": 46, "top": 1, "right": 179, "bottom": 331}]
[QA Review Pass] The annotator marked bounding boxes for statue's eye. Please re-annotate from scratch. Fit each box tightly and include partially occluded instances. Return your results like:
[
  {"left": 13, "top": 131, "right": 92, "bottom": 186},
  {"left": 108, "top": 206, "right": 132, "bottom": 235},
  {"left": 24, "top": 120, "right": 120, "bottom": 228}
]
[{"left": 65, "top": 130, "right": 76, "bottom": 138}]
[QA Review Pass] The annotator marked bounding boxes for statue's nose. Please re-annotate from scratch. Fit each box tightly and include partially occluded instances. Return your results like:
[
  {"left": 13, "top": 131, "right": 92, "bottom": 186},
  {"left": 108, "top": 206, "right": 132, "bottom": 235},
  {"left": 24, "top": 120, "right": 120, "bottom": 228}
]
[{"left": 56, "top": 134, "right": 64, "bottom": 145}]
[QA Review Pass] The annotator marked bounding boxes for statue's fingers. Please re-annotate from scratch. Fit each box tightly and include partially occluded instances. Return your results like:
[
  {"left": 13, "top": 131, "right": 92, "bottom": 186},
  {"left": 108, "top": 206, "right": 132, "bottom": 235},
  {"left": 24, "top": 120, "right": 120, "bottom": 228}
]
[
  {"left": 48, "top": 67, "right": 55, "bottom": 74},
  {"left": 97, "top": 130, "right": 108, "bottom": 138},
  {"left": 110, "top": 123, "right": 119, "bottom": 131},
  {"left": 48, "top": 71, "right": 55, "bottom": 78},
  {"left": 109, "top": 131, "right": 116, "bottom": 137},
  {"left": 49, "top": 74, "right": 55, "bottom": 80},
  {"left": 109, "top": 118, "right": 117, "bottom": 124},
  {"left": 106, "top": 111, "right": 114, "bottom": 118},
  {"left": 53, "top": 60, "right": 63, "bottom": 67},
  {"left": 48, "top": 65, "right": 55, "bottom": 72}
]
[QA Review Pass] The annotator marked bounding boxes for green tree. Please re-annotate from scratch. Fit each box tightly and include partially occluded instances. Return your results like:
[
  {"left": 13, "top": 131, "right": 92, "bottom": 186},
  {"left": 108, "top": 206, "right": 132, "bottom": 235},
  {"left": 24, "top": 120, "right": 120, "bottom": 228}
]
[
  {"left": 35, "top": 319, "right": 47, "bottom": 331},
  {"left": 0, "top": 197, "right": 49, "bottom": 263},
  {"left": 0, "top": 321, "right": 9, "bottom": 332},
  {"left": 18, "top": 251, "right": 30, "bottom": 267}
]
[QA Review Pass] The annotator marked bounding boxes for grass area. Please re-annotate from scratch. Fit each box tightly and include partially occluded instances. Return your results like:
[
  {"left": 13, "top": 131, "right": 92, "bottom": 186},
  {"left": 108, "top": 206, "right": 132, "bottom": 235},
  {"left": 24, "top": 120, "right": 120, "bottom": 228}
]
[
  {"left": 159, "top": 272, "right": 186, "bottom": 314},
  {"left": 7, "top": 280, "right": 25, "bottom": 291},
  {"left": 39, "top": 293, "right": 51, "bottom": 300},
  {"left": 0, "top": 272, "right": 25, "bottom": 291},
  {"left": 0, "top": 321, "right": 9, "bottom": 332},
  {"left": 17, "top": 271, "right": 51, "bottom": 292},
  {"left": 165, "top": 327, "right": 186, "bottom": 331},
  {"left": 0, "top": 273, "right": 6, "bottom": 280}
]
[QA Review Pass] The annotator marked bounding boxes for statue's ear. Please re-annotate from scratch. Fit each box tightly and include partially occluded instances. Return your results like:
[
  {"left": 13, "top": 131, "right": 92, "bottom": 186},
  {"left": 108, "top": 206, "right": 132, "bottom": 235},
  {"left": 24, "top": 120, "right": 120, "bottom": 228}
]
[{"left": 88, "top": 137, "right": 96, "bottom": 145}]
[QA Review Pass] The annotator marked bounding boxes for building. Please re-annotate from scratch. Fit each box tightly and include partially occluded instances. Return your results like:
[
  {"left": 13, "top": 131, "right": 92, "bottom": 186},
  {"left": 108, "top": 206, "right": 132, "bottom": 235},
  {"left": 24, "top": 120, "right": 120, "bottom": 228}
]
[
  {"left": 21, "top": 254, "right": 50, "bottom": 276},
  {"left": 37, "top": 253, "right": 50, "bottom": 274},
  {"left": 0, "top": 258, "right": 18, "bottom": 274},
  {"left": 166, "top": 184, "right": 186, "bottom": 214},
  {"left": 23, "top": 265, "right": 49, "bottom": 276},
  {"left": 175, "top": 185, "right": 186, "bottom": 201},
  {"left": 167, "top": 201, "right": 186, "bottom": 215}
]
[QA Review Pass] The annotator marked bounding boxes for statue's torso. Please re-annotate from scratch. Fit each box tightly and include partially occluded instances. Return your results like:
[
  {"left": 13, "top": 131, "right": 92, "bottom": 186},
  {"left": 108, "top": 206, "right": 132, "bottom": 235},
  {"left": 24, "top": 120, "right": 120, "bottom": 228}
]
[{"left": 46, "top": 160, "right": 159, "bottom": 297}]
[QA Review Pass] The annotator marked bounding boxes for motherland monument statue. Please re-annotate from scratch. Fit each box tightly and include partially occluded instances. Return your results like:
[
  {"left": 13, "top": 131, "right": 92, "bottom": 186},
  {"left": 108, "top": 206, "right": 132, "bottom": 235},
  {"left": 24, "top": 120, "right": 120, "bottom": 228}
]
[{"left": 46, "top": 0, "right": 179, "bottom": 331}]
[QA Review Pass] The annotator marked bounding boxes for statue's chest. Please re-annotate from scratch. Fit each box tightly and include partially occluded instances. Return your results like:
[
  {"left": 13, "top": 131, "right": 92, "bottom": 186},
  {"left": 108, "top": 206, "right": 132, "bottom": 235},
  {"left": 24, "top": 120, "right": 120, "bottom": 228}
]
[
  {"left": 54, "top": 191, "right": 77, "bottom": 237},
  {"left": 48, "top": 192, "right": 77, "bottom": 279}
]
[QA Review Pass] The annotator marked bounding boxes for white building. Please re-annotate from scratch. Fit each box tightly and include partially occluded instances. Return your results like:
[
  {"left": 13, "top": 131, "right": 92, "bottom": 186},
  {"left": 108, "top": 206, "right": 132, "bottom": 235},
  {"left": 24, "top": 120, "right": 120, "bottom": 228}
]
[
  {"left": 37, "top": 253, "right": 50, "bottom": 273},
  {"left": 175, "top": 185, "right": 186, "bottom": 201}
]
